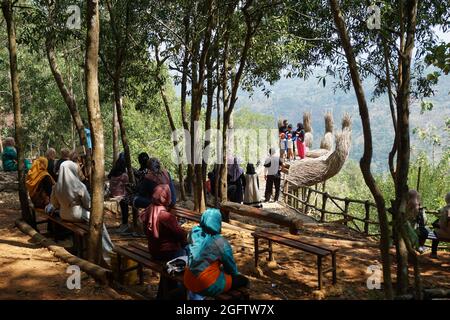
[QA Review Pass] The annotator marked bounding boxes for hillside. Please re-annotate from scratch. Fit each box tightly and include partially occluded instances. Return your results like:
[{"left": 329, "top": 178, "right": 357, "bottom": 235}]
[{"left": 235, "top": 72, "right": 450, "bottom": 172}]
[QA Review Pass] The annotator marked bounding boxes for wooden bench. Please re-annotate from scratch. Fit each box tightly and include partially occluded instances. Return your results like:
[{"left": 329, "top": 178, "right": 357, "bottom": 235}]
[
  {"left": 170, "top": 206, "right": 201, "bottom": 223},
  {"left": 30, "top": 205, "right": 89, "bottom": 258},
  {"left": 252, "top": 229, "right": 338, "bottom": 290},
  {"left": 114, "top": 242, "right": 249, "bottom": 300}
]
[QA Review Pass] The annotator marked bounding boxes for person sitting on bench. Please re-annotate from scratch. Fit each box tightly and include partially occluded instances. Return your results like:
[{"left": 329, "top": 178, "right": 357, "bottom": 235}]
[
  {"left": 26, "top": 157, "right": 55, "bottom": 210},
  {"left": 1, "top": 137, "right": 31, "bottom": 172},
  {"left": 50, "top": 160, "right": 114, "bottom": 264},
  {"left": 184, "top": 208, "right": 248, "bottom": 298},
  {"left": 431, "top": 192, "right": 450, "bottom": 258},
  {"left": 406, "top": 190, "right": 430, "bottom": 254},
  {"left": 133, "top": 158, "right": 176, "bottom": 209},
  {"left": 139, "top": 183, "right": 187, "bottom": 299},
  {"left": 108, "top": 153, "right": 130, "bottom": 234}
]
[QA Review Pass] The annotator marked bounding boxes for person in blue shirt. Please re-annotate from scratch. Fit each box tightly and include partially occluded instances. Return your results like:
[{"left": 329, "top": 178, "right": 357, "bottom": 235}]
[{"left": 84, "top": 127, "right": 92, "bottom": 150}]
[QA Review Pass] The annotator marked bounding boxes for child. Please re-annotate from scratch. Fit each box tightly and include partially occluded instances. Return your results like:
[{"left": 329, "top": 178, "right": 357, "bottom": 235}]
[
  {"left": 279, "top": 133, "right": 287, "bottom": 161},
  {"left": 287, "top": 133, "right": 294, "bottom": 161},
  {"left": 243, "top": 163, "right": 262, "bottom": 208}
]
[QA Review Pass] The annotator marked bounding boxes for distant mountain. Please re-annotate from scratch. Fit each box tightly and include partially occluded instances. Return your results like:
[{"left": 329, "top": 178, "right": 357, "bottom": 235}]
[{"left": 235, "top": 72, "right": 450, "bottom": 172}]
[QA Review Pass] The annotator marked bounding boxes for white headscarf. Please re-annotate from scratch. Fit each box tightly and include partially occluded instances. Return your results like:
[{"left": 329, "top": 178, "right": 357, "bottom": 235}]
[{"left": 53, "top": 161, "right": 89, "bottom": 209}]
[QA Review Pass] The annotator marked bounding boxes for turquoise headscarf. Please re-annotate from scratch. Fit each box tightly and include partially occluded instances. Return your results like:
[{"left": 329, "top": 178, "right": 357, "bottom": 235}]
[{"left": 187, "top": 209, "right": 238, "bottom": 296}]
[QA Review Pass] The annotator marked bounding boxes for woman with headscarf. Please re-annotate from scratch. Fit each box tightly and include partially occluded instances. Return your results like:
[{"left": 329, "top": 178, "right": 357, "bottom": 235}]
[
  {"left": 50, "top": 161, "right": 114, "bottom": 262},
  {"left": 26, "top": 157, "right": 55, "bottom": 209},
  {"left": 243, "top": 163, "right": 262, "bottom": 208},
  {"left": 184, "top": 209, "right": 248, "bottom": 298},
  {"left": 134, "top": 152, "right": 150, "bottom": 185},
  {"left": 108, "top": 153, "right": 130, "bottom": 233},
  {"left": 134, "top": 158, "right": 177, "bottom": 209},
  {"left": 227, "top": 156, "right": 245, "bottom": 203},
  {"left": 2, "top": 137, "right": 18, "bottom": 172},
  {"left": 139, "top": 184, "right": 187, "bottom": 299}
]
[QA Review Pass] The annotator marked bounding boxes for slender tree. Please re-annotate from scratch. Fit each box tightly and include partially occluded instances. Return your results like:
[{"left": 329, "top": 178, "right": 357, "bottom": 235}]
[
  {"left": 85, "top": 0, "right": 105, "bottom": 264},
  {"left": 1, "top": 0, "right": 33, "bottom": 226}
]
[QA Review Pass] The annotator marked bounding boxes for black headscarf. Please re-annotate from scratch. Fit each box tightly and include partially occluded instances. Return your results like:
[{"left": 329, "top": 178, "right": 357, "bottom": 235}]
[
  {"left": 108, "top": 152, "right": 126, "bottom": 178},
  {"left": 246, "top": 163, "right": 256, "bottom": 175},
  {"left": 138, "top": 152, "right": 150, "bottom": 170}
]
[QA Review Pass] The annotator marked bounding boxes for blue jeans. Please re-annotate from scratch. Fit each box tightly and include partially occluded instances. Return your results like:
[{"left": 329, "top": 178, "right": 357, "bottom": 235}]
[{"left": 133, "top": 196, "right": 151, "bottom": 209}]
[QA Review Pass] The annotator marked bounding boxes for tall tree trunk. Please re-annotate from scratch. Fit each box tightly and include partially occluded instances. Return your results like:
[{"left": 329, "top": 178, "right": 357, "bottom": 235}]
[
  {"left": 112, "top": 103, "right": 119, "bottom": 165},
  {"left": 181, "top": 13, "right": 193, "bottom": 196},
  {"left": 85, "top": 0, "right": 105, "bottom": 265},
  {"left": 329, "top": 0, "right": 394, "bottom": 299},
  {"left": 45, "top": 2, "right": 91, "bottom": 176},
  {"left": 113, "top": 82, "right": 135, "bottom": 186},
  {"left": 159, "top": 85, "right": 186, "bottom": 201},
  {"left": 394, "top": 0, "right": 421, "bottom": 298},
  {"left": 2, "top": 0, "right": 32, "bottom": 226},
  {"left": 202, "top": 59, "right": 214, "bottom": 202}
]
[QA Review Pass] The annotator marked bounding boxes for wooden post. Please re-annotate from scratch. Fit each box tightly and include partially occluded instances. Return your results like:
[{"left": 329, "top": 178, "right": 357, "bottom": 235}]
[
  {"left": 283, "top": 179, "right": 289, "bottom": 204},
  {"left": 364, "top": 201, "right": 370, "bottom": 235},
  {"left": 321, "top": 193, "right": 328, "bottom": 222},
  {"left": 314, "top": 184, "right": 318, "bottom": 208},
  {"left": 343, "top": 199, "right": 350, "bottom": 226},
  {"left": 304, "top": 188, "right": 312, "bottom": 214}
]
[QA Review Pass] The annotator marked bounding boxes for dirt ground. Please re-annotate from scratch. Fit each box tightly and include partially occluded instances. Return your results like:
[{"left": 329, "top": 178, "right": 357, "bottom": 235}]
[
  {"left": 1, "top": 190, "right": 449, "bottom": 300},
  {"left": 0, "top": 192, "right": 131, "bottom": 300}
]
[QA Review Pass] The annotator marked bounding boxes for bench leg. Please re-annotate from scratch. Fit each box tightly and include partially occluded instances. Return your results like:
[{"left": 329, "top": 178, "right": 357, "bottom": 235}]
[
  {"left": 254, "top": 237, "right": 259, "bottom": 268},
  {"left": 268, "top": 240, "right": 273, "bottom": 262},
  {"left": 317, "top": 256, "right": 323, "bottom": 290},
  {"left": 331, "top": 253, "right": 337, "bottom": 285},
  {"left": 138, "top": 264, "right": 144, "bottom": 285},
  {"left": 117, "top": 254, "right": 124, "bottom": 284}
]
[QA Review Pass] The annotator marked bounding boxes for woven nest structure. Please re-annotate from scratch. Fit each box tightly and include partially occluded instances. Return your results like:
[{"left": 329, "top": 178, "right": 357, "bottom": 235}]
[
  {"left": 303, "top": 112, "right": 313, "bottom": 148},
  {"left": 288, "top": 113, "right": 352, "bottom": 187}
]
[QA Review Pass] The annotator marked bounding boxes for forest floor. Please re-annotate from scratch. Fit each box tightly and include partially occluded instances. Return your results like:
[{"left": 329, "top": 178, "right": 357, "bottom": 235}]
[
  {"left": 0, "top": 181, "right": 449, "bottom": 299},
  {"left": 0, "top": 191, "right": 132, "bottom": 300}
]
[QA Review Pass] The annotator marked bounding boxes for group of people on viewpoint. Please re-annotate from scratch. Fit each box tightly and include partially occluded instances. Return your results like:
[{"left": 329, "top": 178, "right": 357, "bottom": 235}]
[{"left": 1, "top": 137, "right": 248, "bottom": 300}]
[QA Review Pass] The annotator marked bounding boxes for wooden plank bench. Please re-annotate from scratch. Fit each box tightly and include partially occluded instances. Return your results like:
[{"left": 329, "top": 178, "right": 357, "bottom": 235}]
[
  {"left": 114, "top": 242, "right": 249, "bottom": 300},
  {"left": 170, "top": 206, "right": 201, "bottom": 223},
  {"left": 252, "top": 229, "right": 337, "bottom": 290},
  {"left": 30, "top": 203, "right": 89, "bottom": 258}
]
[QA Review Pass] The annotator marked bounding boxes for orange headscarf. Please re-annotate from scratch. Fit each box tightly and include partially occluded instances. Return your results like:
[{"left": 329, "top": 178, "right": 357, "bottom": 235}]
[{"left": 26, "top": 157, "right": 55, "bottom": 198}]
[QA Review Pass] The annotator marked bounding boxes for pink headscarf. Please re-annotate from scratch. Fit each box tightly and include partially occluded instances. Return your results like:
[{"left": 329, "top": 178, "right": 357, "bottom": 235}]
[{"left": 139, "top": 184, "right": 172, "bottom": 239}]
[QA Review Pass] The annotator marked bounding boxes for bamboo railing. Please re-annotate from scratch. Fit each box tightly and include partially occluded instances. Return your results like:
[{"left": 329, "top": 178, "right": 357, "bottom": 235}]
[{"left": 281, "top": 177, "right": 381, "bottom": 236}]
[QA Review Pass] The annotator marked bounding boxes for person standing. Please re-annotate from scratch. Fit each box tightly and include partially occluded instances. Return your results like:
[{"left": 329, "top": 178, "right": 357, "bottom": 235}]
[
  {"left": 45, "top": 148, "right": 57, "bottom": 181},
  {"left": 263, "top": 147, "right": 283, "bottom": 203},
  {"left": 243, "top": 163, "right": 262, "bottom": 208},
  {"left": 295, "top": 123, "right": 306, "bottom": 159},
  {"left": 54, "top": 148, "right": 71, "bottom": 178},
  {"left": 227, "top": 157, "right": 245, "bottom": 204},
  {"left": 279, "top": 119, "right": 288, "bottom": 134}
]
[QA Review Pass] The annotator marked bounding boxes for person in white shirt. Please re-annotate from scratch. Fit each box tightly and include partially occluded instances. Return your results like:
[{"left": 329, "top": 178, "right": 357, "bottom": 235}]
[{"left": 263, "top": 148, "right": 283, "bottom": 203}]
